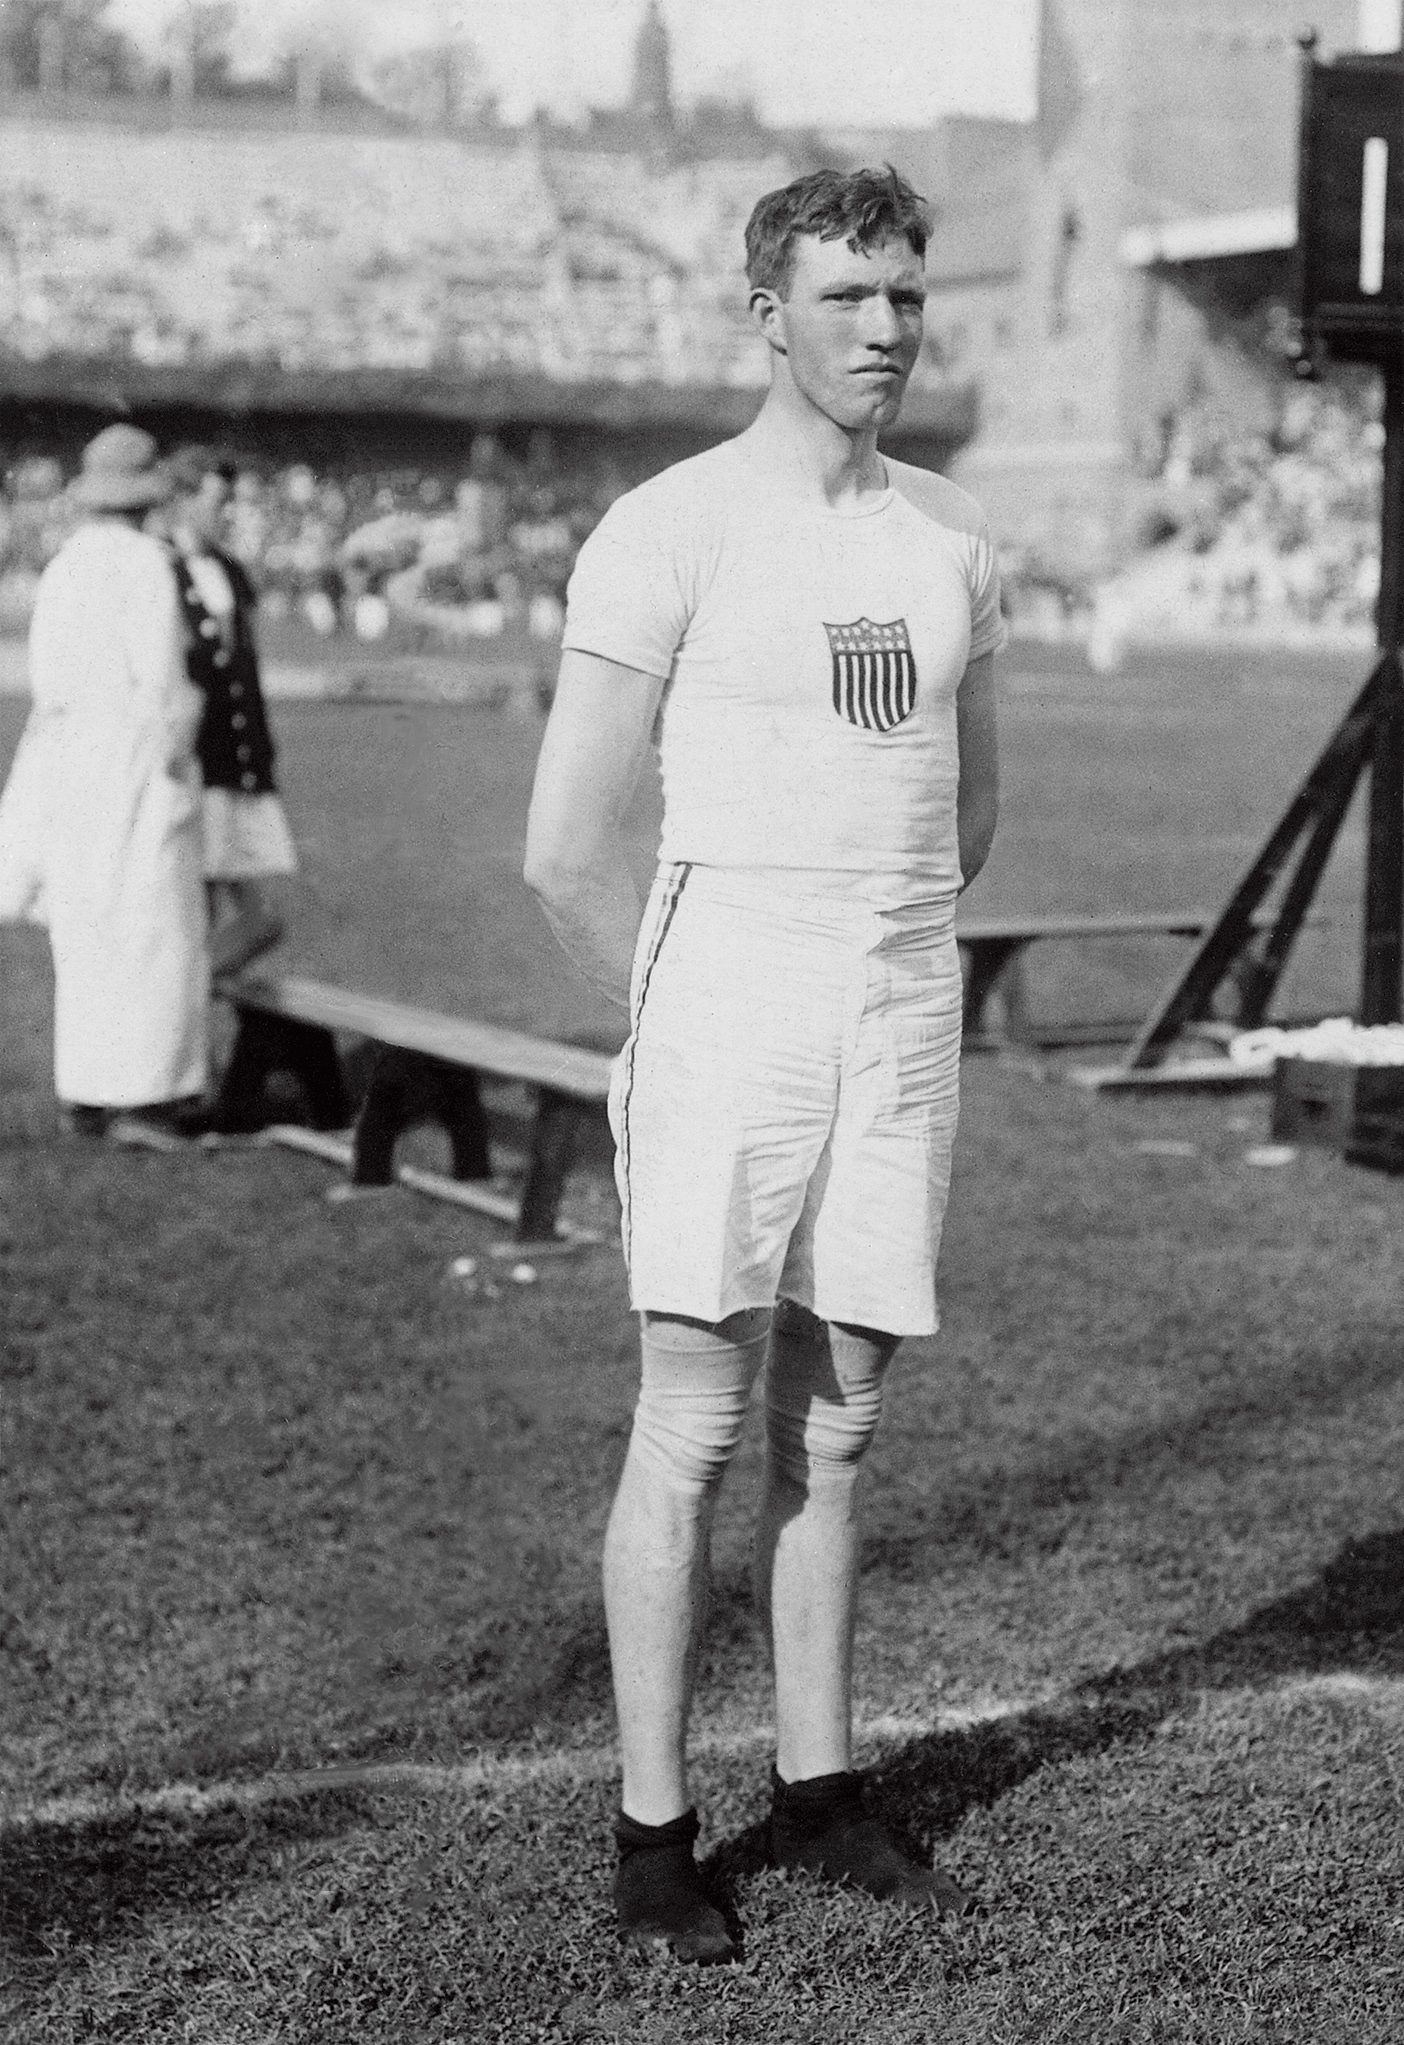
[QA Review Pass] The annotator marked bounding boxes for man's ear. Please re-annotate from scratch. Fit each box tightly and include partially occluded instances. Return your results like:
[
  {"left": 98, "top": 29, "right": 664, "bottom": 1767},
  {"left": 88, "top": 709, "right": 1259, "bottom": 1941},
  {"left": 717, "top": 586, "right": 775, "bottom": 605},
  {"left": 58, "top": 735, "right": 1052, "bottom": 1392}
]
[{"left": 749, "top": 285, "right": 787, "bottom": 354}]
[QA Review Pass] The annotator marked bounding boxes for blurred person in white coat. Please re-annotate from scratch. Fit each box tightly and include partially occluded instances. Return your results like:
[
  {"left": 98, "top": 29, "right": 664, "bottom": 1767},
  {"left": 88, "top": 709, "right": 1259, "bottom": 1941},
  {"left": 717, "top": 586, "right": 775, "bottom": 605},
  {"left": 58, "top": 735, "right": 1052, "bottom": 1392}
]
[{"left": 0, "top": 424, "right": 209, "bottom": 1137}]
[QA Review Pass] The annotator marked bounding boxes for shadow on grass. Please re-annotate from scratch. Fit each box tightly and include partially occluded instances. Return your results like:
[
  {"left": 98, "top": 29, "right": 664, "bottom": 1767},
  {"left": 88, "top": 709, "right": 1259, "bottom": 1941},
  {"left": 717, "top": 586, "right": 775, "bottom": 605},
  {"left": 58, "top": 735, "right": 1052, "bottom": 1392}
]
[
  {"left": 1085, "top": 1523, "right": 1404, "bottom": 1702},
  {"left": 374, "top": 1310, "right": 1404, "bottom": 1760},
  {"left": 862, "top": 1332, "right": 1404, "bottom": 1582},
  {"left": 0, "top": 1789, "right": 369, "bottom": 1964},
  {"left": 417, "top": 1472, "right": 1404, "bottom": 1777},
  {"left": 341, "top": 1600, "right": 619, "bottom": 1761},
  {"left": 99, "top": 1595, "right": 624, "bottom": 1794},
  {"left": 703, "top": 1524, "right": 1404, "bottom": 1897},
  {"left": 4, "top": 1541, "right": 1399, "bottom": 1986}
]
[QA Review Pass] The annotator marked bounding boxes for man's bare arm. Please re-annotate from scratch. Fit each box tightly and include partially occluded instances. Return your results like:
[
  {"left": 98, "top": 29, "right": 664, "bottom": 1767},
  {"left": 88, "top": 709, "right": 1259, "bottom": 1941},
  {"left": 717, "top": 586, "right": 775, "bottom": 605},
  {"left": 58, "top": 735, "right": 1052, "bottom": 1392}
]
[
  {"left": 955, "top": 650, "right": 999, "bottom": 891},
  {"left": 524, "top": 648, "right": 666, "bottom": 1009}
]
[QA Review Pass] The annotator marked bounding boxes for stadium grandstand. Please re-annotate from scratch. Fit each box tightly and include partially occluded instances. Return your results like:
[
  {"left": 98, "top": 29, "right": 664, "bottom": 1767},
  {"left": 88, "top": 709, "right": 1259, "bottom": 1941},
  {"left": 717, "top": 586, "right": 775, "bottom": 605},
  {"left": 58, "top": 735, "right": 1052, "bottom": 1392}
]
[
  {"left": 0, "top": 111, "right": 793, "bottom": 398},
  {"left": 0, "top": 0, "right": 1391, "bottom": 646}
]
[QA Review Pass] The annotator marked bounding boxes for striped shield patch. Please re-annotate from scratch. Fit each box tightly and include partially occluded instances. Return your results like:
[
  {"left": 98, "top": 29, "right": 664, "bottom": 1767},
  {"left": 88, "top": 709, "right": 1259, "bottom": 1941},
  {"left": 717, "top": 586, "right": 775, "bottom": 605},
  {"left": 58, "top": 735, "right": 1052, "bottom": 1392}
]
[{"left": 823, "top": 616, "right": 917, "bottom": 732}]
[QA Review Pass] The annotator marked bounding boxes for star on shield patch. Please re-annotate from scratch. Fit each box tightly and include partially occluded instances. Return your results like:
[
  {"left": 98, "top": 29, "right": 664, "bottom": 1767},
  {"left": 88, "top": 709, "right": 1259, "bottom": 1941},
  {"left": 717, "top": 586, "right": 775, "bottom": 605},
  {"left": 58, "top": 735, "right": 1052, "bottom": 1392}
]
[{"left": 823, "top": 617, "right": 917, "bottom": 732}]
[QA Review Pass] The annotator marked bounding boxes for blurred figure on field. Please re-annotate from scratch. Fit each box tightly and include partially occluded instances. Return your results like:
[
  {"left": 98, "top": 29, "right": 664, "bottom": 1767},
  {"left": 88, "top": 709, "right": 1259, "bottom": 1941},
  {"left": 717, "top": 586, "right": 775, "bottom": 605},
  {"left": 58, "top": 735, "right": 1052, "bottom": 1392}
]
[
  {"left": 164, "top": 447, "right": 297, "bottom": 975},
  {"left": 452, "top": 434, "right": 510, "bottom": 554},
  {"left": 0, "top": 425, "right": 209, "bottom": 1140}
]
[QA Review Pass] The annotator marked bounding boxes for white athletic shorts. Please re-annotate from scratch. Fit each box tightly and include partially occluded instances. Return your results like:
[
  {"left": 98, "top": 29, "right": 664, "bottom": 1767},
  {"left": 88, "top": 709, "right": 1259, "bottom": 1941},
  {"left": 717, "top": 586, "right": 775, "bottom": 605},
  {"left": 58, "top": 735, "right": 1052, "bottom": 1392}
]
[{"left": 608, "top": 863, "right": 963, "bottom": 1338}]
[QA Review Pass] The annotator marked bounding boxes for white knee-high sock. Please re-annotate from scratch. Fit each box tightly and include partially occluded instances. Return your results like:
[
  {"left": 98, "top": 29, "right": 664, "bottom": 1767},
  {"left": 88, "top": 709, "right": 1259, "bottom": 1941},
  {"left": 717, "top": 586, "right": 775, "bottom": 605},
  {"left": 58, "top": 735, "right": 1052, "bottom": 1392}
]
[
  {"left": 764, "top": 1313, "right": 890, "bottom": 1491},
  {"left": 629, "top": 1309, "right": 771, "bottom": 1496}
]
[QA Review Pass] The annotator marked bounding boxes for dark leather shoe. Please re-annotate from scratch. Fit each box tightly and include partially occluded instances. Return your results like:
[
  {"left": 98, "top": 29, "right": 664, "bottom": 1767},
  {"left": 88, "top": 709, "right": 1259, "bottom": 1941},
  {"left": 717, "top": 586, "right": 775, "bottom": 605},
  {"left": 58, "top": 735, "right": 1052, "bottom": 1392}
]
[
  {"left": 770, "top": 1771, "right": 975, "bottom": 1917},
  {"left": 615, "top": 1807, "right": 737, "bottom": 1963}
]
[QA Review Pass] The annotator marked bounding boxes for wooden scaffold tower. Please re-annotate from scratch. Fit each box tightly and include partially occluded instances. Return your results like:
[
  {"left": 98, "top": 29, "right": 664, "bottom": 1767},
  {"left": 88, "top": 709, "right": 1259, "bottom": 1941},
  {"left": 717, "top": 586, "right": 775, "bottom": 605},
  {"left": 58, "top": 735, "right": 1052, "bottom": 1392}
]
[{"left": 1088, "top": 37, "right": 1404, "bottom": 1086}]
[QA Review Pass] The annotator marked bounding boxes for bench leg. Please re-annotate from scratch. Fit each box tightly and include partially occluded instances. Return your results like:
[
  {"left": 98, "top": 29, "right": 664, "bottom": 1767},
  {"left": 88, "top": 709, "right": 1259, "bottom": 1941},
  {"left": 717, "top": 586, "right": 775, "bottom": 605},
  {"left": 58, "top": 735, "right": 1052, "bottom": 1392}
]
[
  {"left": 351, "top": 1049, "right": 492, "bottom": 1188},
  {"left": 516, "top": 1087, "right": 581, "bottom": 1243},
  {"left": 444, "top": 1070, "right": 493, "bottom": 1181},
  {"left": 960, "top": 938, "right": 1032, "bottom": 1043},
  {"left": 212, "top": 1010, "right": 351, "bottom": 1134}
]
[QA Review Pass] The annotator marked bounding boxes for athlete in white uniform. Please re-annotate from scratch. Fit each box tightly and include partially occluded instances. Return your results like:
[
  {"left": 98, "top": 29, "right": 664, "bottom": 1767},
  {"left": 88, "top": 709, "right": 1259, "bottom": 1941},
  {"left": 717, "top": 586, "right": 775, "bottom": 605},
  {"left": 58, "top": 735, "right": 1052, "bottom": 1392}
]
[{"left": 526, "top": 167, "right": 1002, "bottom": 1962}]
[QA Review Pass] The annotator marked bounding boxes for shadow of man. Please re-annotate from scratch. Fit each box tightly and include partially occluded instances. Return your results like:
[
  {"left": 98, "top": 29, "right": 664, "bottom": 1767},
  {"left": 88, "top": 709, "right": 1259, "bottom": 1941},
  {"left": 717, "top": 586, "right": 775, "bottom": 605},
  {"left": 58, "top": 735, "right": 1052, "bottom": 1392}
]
[
  {"left": 0, "top": 1788, "right": 368, "bottom": 1967},
  {"left": 702, "top": 1525, "right": 1404, "bottom": 1896}
]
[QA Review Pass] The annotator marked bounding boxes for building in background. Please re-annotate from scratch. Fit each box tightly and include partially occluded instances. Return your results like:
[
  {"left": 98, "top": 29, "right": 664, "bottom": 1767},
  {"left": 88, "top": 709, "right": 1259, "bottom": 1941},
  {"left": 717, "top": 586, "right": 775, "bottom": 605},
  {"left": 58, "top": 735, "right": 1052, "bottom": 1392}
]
[{"left": 833, "top": 0, "right": 1369, "bottom": 579}]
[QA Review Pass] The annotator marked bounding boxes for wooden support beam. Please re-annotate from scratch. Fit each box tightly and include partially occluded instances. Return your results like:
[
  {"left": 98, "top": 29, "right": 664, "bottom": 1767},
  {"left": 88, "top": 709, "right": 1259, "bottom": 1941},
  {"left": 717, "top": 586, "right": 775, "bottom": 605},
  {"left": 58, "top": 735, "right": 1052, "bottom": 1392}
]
[
  {"left": 1362, "top": 652, "right": 1404, "bottom": 1021},
  {"left": 1120, "top": 662, "right": 1385, "bottom": 1070},
  {"left": 1068, "top": 1059, "right": 1272, "bottom": 1094}
]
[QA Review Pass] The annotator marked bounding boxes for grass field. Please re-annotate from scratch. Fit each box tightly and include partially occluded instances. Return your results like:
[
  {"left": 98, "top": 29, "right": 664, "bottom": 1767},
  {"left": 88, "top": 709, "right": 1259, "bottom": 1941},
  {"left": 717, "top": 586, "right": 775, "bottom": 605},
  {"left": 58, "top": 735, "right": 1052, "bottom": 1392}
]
[{"left": 3, "top": 644, "right": 1403, "bottom": 2041}]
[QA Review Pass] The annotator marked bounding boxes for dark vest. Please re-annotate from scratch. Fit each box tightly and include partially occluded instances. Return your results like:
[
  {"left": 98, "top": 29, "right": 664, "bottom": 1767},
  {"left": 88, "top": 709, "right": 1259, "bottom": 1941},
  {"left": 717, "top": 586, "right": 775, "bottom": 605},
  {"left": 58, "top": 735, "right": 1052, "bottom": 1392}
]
[{"left": 170, "top": 546, "right": 278, "bottom": 796}]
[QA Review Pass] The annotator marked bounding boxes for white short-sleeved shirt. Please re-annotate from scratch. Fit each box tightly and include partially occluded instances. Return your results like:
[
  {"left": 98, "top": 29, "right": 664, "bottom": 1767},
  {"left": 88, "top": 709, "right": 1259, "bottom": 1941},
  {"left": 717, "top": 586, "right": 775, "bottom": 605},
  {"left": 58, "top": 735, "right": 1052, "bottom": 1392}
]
[{"left": 563, "top": 439, "right": 1005, "bottom": 904}]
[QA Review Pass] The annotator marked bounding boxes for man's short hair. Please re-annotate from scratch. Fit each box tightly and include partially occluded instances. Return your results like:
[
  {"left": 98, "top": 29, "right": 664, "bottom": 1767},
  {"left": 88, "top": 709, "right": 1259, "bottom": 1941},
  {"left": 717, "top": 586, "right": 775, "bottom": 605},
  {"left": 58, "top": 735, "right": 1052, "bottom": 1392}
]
[{"left": 744, "top": 166, "right": 933, "bottom": 296}]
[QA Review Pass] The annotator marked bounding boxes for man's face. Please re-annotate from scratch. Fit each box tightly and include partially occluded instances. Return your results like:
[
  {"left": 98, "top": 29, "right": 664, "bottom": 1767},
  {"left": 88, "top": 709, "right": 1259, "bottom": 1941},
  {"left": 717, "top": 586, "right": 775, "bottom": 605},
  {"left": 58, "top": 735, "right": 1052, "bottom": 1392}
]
[{"left": 757, "top": 232, "right": 926, "bottom": 432}]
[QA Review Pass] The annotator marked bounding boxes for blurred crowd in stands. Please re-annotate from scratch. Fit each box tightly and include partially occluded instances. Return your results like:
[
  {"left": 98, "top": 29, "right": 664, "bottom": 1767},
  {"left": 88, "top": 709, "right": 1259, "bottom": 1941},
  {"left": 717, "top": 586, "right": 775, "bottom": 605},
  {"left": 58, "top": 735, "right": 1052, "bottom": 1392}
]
[
  {"left": 0, "top": 431, "right": 630, "bottom": 648},
  {"left": 0, "top": 380, "right": 1384, "bottom": 650},
  {"left": 1147, "top": 378, "right": 1383, "bottom": 633},
  {"left": 994, "top": 378, "right": 1383, "bottom": 643},
  {"left": 0, "top": 147, "right": 773, "bottom": 390}
]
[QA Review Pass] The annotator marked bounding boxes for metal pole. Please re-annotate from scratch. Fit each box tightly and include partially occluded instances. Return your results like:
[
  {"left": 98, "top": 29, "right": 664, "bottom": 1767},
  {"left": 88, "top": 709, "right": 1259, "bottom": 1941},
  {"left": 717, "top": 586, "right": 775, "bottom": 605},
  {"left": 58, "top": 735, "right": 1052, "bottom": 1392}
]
[
  {"left": 1379, "top": 361, "right": 1404, "bottom": 651},
  {"left": 1360, "top": 360, "right": 1404, "bottom": 1022}
]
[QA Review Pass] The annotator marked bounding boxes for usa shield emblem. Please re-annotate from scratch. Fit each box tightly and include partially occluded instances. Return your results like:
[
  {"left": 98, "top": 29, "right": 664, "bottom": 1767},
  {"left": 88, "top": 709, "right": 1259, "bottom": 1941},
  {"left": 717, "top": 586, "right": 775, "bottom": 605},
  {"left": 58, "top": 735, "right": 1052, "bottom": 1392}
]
[{"left": 823, "top": 617, "right": 917, "bottom": 732}]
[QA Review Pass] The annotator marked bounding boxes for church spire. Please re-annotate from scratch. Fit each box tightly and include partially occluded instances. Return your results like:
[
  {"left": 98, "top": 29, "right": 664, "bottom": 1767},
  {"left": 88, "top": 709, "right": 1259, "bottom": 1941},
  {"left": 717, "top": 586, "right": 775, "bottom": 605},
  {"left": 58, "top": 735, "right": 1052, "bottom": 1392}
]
[{"left": 630, "top": 0, "right": 673, "bottom": 128}]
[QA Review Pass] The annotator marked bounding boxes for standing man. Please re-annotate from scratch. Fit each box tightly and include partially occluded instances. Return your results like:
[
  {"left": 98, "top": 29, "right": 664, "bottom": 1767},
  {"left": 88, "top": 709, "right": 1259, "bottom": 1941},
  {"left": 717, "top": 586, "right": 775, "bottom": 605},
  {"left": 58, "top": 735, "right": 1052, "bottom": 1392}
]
[{"left": 524, "top": 167, "right": 1002, "bottom": 1962}]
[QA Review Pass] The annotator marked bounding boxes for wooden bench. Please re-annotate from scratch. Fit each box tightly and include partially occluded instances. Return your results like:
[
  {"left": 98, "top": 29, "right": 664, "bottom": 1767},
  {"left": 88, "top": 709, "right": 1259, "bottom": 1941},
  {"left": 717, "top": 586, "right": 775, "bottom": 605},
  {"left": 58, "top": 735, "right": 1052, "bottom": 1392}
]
[
  {"left": 211, "top": 972, "right": 615, "bottom": 1244},
  {"left": 955, "top": 910, "right": 1315, "bottom": 1047}
]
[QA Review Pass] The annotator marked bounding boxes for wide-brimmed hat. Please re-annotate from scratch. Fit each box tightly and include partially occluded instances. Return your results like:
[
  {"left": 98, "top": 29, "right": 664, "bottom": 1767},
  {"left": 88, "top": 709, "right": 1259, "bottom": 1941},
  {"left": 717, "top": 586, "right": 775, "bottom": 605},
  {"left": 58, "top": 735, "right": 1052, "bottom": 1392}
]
[{"left": 71, "top": 424, "right": 171, "bottom": 511}]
